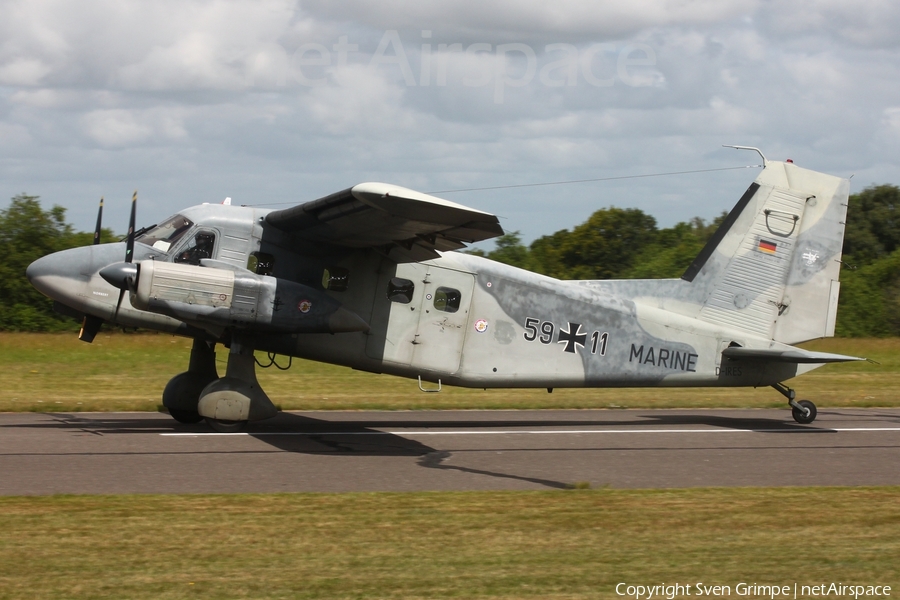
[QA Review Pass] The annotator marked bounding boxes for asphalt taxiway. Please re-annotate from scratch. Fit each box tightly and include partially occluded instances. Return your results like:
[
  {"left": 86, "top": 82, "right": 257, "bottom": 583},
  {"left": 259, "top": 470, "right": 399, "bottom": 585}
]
[{"left": 1, "top": 408, "right": 899, "bottom": 495}]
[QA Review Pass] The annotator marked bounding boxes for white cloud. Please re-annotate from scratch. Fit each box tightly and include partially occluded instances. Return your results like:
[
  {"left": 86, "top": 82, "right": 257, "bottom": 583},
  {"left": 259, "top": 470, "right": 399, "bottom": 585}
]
[
  {"left": 0, "top": 0, "right": 899, "bottom": 242},
  {"left": 783, "top": 53, "right": 847, "bottom": 89},
  {"left": 300, "top": 0, "right": 757, "bottom": 41},
  {"left": 0, "top": 122, "right": 32, "bottom": 148},
  {"left": 883, "top": 108, "right": 900, "bottom": 132},
  {"left": 0, "top": 58, "right": 52, "bottom": 86},
  {"left": 80, "top": 108, "right": 187, "bottom": 147},
  {"left": 0, "top": 0, "right": 301, "bottom": 90},
  {"left": 763, "top": 0, "right": 900, "bottom": 48}
]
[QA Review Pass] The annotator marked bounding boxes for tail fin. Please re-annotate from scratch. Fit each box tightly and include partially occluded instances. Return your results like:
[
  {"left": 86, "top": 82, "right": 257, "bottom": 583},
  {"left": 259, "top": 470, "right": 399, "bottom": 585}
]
[{"left": 682, "top": 160, "right": 850, "bottom": 344}]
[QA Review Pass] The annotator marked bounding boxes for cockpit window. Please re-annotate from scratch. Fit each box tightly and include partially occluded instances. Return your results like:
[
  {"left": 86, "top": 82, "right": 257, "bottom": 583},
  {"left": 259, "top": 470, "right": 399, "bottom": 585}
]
[
  {"left": 174, "top": 231, "right": 216, "bottom": 265},
  {"left": 136, "top": 215, "right": 194, "bottom": 252}
]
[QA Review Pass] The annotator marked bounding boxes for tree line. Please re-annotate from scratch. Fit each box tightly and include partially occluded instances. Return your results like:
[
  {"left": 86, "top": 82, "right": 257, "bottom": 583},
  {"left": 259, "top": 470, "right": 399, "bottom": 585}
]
[
  {"left": 2, "top": 185, "right": 900, "bottom": 336},
  {"left": 0, "top": 195, "right": 117, "bottom": 331}
]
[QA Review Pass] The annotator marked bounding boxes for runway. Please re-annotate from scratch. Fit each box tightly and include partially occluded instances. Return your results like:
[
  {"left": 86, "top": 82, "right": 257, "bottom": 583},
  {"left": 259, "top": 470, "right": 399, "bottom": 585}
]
[{"left": 1, "top": 408, "right": 899, "bottom": 495}]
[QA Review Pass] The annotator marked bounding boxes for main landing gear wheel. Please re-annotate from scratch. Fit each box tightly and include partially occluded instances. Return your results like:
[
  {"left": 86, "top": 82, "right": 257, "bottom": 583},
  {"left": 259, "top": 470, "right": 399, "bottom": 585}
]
[
  {"left": 791, "top": 400, "right": 817, "bottom": 425},
  {"left": 197, "top": 337, "right": 278, "bottom": 432},
  {"left": 205, "top": 417, "right": 248, "bottom": 433},
  {"left": 163, "top": 339, "right": 219, "bottom": 425}
]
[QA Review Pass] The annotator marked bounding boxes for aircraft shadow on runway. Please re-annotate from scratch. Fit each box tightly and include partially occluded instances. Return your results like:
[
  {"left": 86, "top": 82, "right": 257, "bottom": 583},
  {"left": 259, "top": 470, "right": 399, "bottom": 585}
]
[
  {"left": 2, "top": 412, "right": 582, "bottom": 489},
  {"left": 2, "top": 412, "right": 434, "bottom": 456},
  {"left": 1, "top": 410, "right": 849, "bottom": 457},
  {"left": 4, "top": 409, "right": 840, "bottom": 440},
  {"left": 3, "top": 409, "right": 896, "bottom": 491},
  {"left": 298, "top": 411, "right": 831, "bottom": 432}
]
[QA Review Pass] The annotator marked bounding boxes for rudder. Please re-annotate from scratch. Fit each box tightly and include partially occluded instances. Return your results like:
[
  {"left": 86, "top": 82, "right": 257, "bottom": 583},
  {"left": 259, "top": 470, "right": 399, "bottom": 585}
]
[{"left": 681, "top": 160, "right": 850, "bottom": 344}]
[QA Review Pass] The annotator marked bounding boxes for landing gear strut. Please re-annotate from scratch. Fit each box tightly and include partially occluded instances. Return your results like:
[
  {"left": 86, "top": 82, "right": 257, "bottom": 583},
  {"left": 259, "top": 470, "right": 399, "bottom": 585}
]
[
  {"left": 162, "top": 339, "right": 219, "bottom": 424},
  {"left": 772, "top": 382, "right": 817, "bottom": 424},
  {"left": 197, "top": 336, "right": 278, "bottom": 432}
]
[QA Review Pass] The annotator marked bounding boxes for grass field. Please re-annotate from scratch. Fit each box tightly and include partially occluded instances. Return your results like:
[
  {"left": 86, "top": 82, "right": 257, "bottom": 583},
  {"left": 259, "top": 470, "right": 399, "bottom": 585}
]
[
  {"left": 2, "top": 333, "right": 898, "bottom": 599},
  {"left": 0, "top": 488, "right": 897, "bottom": 599},
  {"left": 1, "top": 332, "right": 897, "bottom": 413}
]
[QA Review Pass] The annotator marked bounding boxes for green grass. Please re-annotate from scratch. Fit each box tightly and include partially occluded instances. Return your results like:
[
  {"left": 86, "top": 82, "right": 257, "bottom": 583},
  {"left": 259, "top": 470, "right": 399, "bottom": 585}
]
[
  {"left": 2, "top": 332, "right": 898, "bottom": 413},
  {"left": 0, "top": 488, "right": 897, "bottom": 599},
  {"left": 2, "top": 335, "right": 897, "bottom": 598}
]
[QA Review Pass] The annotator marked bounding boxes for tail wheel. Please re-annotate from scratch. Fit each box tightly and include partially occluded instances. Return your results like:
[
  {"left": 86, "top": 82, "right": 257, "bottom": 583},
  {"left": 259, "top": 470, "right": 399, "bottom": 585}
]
[{"left": 792, "top": 400, "right": 817, "bottom": 424}]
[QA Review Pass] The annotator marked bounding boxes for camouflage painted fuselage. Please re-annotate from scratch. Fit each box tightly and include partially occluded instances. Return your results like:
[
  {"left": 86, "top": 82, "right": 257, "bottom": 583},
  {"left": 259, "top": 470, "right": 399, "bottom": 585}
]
[
  {"left": 264, "top": 160, "right": 852, "bottom": 390},
  {"left": 27, "top": 159, "right": 855, "bottom": 395}
]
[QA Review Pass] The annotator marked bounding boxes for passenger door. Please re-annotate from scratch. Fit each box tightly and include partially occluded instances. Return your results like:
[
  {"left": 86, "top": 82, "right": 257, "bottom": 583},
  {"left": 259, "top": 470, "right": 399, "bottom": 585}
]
[
  {"left": 366, "top": 262, "right": 475, "bottom": 374},
  {"left": 410, "top": 265, "right": 475, "bottom": 373}
]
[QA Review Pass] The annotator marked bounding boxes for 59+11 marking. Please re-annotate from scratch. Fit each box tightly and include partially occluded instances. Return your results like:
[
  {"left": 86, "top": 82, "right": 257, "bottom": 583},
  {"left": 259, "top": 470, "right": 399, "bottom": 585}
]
[{"left": 522, "top": 317, "right": 608, "bottom": 355}]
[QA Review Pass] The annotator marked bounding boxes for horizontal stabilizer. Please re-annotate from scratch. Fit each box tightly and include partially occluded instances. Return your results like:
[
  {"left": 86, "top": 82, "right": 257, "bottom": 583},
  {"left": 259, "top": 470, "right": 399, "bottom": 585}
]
[{"left": 722, "top": 347, "right": 865, "bottom": 364}]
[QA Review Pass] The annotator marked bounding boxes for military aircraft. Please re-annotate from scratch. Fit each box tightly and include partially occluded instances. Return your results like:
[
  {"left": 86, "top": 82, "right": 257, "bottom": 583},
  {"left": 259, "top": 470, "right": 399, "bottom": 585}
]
[{"left": 27, "top": 148, "right": 864, "bottom": 431}]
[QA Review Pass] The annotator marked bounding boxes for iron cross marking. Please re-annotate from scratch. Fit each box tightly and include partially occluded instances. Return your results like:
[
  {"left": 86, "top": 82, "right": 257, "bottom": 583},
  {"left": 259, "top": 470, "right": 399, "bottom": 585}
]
[{"left": 557, "top": 322, "right": 586, "bottom": 353}]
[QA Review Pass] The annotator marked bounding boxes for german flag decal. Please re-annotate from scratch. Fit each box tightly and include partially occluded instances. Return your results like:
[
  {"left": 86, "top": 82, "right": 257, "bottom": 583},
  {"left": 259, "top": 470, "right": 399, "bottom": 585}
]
[{"left": 758, "top": 239, "right": 777, "bottom": 254}]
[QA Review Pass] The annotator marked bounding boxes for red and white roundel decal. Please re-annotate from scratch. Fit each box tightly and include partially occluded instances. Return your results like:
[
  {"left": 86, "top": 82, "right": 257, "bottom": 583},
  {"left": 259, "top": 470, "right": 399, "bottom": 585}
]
[
  {"left": 298, "top": 300, "right": 312, "bottom": 313},
  {"left": 474, "top": 319, "right": 488, "bottom": 333}
]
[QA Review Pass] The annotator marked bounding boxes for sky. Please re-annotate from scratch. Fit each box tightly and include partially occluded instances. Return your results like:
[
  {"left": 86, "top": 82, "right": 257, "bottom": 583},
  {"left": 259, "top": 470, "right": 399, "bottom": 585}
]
[{"left": 2, "top": 0, "right": 900, "bottom": 247}]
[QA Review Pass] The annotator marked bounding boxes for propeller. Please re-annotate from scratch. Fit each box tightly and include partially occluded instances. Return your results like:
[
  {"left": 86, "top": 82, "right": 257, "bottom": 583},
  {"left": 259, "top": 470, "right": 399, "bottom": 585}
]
[
  {"left": 125, "top": 190, "right": 136, "bottom": 263},
  {"left": 93, "top": 197, "right": 103, "bottom": 245},
  {"left": 79, "top": 198, "right": 106, "bottom": 342},
  {"left": 99, "top": 191, "right": 139, "bottom": 322}
]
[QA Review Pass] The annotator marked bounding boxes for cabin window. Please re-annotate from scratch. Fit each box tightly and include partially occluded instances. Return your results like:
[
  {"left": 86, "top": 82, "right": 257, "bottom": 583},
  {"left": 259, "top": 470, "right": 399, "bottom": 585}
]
[
  {"left": 248, "top": 252, "right": 275, "bottom": 276},
  {"left": 322, "top": 267, "right": 350, "bottom": 291},
  {"left": 174, "top": 231, "right": 216, "bottom": 265},
  {"left": 386, "top": 277, "right": 414, "bottom": 304},
  {"left": 433, "top": 286, "right": 461, "bottom": 313}
]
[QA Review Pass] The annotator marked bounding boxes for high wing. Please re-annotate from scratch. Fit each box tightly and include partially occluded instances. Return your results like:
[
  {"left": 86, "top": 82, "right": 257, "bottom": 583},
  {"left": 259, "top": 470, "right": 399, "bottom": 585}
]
[{"left": 265, "top": 182, "right": 504, "bottom": 262}]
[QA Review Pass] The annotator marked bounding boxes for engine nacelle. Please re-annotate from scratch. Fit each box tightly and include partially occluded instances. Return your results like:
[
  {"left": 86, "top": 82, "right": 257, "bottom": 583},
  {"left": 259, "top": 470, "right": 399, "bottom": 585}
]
[{"left": 131, "top": 260, "right": 368, "bottom": 333}]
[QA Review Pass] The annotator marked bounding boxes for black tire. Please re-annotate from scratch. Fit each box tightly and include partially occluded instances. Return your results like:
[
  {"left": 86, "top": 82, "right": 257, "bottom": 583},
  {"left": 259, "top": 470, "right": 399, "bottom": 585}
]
[
  {"left": 162, "top": 371, "right": 216, "bottom": 416},
  {"left": 792, "top": 400, "right": 817, "bottom": 424},
  {"left": 205, "top": 417, "right": 247, "bottom": 433},
  {"left": 168, "top": 409, "right": 203, "bottom": 424}
]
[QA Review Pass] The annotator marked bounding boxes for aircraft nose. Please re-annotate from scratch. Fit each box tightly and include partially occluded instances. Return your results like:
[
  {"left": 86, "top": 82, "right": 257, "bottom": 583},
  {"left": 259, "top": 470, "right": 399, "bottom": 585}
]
[
  {"left": 26, "top": 252, "right": 69, "bottom": 298},
  {"left": 26, "top": 254, "right": 47, "bottom": 283}
]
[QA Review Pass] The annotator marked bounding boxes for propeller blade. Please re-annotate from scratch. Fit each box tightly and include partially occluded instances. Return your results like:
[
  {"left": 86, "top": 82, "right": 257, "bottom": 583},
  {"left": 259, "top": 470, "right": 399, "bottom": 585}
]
[
  {"left": 114, "top": 288, "right": 127, "bottom": 322},
  {"left": 125, "top": 191, "right": 136, "bottom": 263},
  {"left": 93, "top": 197, "right": 104, "bottom": 245},
  {"left": 79, "top": 197, "right": 107, "bottom": 341},
  {"left": 111, "top": 191, "right": 137, "bottom": 321},
  {"left": 79, "top": 314, "right": 104, "bottom": 342},
  {"left": 103, "top": 262, "right": 139, "bottom": 322}
]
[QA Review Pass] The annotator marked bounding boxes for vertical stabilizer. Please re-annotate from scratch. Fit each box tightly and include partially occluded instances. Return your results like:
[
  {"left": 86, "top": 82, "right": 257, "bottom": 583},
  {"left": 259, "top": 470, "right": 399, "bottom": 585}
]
[{"left": 681, "top": 161, "right": 849, "bottom": 343}]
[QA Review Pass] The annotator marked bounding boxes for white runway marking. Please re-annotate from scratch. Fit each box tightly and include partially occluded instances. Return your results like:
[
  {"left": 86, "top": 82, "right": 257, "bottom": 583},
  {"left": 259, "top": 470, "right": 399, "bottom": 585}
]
[{"left": 160, "top": 427, "right": 900, "bottom": 437}]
